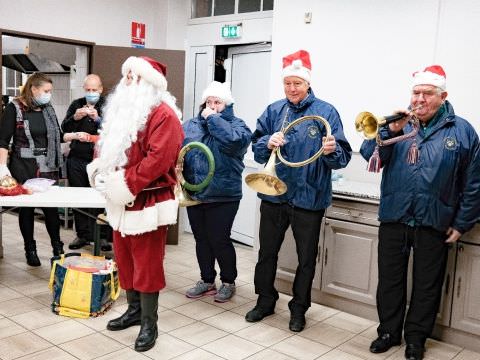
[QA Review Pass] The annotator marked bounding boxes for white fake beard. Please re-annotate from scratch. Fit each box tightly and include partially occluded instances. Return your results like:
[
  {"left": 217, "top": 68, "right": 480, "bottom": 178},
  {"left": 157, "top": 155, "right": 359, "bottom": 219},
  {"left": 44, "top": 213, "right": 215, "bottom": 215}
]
[{"left": 97, "top": 77, "right": 162, "bottom": 172}]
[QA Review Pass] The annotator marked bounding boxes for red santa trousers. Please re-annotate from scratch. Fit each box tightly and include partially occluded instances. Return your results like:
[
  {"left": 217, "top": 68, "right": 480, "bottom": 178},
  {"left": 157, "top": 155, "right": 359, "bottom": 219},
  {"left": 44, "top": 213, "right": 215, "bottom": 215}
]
[{"left": 113, "top": 226, "right": 167, "bottom": 292}]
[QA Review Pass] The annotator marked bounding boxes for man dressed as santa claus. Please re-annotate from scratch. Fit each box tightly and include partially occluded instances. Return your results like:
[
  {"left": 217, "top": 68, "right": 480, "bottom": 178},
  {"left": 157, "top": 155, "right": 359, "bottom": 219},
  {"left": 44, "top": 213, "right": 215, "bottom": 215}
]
[{"left": 87, "top": 56, "right": 184, "bottom": 352}]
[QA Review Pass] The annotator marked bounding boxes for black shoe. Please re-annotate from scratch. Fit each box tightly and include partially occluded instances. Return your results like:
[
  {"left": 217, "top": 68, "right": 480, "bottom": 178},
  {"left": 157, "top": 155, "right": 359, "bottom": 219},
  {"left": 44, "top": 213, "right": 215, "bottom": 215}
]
[
  {"left": 26, "top": 250, "right": 41, "bottom": 267},
  {"left": 405, "top": 344, "right": 425, "bottom": 360},
  {"left": 369, "top": 333, "right": 401, "bottom": 353},
  {"left": 289, "top": 313, "right": 306, "bottom": 332},
  {"left": 245, "top": 306, "right": 274, "bottom": 322},
  {"left": 100, "top": 238, "right": 112, "bottom": 252},
  {"left": 52, "top": 242, "right": 64, "bottom": 257},
  {"left": 68, "top": 237, "right": 89, "bottom": 250}
]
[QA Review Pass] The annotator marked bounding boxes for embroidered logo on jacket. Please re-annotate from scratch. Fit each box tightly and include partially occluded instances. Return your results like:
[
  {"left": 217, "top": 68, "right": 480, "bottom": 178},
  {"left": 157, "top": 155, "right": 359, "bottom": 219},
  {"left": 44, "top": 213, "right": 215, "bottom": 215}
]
[
  {"left": 444, "top": 137, "right": 457, "bottom": 150},
  {"left": 307, "top": 125, "right": 319, "bottom": 139}
]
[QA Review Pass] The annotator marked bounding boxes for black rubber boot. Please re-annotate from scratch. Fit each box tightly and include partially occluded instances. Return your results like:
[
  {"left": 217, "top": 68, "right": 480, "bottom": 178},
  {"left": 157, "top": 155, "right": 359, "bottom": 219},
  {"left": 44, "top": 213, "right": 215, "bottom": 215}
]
[
  {"left": 134, "top": 292, "right": 159, "bottom": 352},
  {"left": 25, "top": 240, "right": 41, "bottom": 267},
  {"left": 107, "top": 290, "right": 141, "bottom": 331}
]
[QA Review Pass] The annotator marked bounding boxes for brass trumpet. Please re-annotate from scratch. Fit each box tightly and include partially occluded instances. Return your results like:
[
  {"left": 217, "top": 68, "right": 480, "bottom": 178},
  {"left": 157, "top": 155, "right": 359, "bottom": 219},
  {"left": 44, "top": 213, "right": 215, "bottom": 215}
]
[
  {"left": 245, "top": 115, "right": 331, "bottom": 196},
  {"left": 175, "top": 142, "right": 215, "bottom": 207},
  {"left": 355, "top": 106, "right": 421, "bottom": 139}
]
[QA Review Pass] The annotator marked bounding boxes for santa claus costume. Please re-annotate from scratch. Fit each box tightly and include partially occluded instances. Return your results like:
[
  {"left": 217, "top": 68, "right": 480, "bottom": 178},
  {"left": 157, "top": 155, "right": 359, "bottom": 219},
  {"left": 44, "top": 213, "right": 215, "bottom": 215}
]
[{"left": 87, "top": 56, "right": 184, "bottom": 352}]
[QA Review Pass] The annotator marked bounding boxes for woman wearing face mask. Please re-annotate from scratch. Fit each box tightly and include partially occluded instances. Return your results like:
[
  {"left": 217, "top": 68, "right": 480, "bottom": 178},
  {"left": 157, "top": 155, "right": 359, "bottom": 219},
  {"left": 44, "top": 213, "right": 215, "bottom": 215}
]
[
  {"left": 61, "top": 74, "right": 111, "bottom": 251},
  {"left": 0, "top": 72, "right": 64, "bottom": 266},
  {"left": 183, "top": 81, "right": 252, "bottom": 303}
]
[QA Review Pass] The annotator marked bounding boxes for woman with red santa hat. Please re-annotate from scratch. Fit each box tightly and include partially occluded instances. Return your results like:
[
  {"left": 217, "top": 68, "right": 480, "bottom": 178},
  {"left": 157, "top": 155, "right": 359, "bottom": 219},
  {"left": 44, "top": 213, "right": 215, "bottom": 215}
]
[{"left": 87, "top": 56, "right": 184, "bottom": 352}]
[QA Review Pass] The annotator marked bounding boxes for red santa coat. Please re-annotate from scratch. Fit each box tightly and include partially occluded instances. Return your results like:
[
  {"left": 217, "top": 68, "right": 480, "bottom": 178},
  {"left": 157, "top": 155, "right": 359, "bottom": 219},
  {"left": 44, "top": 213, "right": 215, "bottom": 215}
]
[
  {"left": 88, "top": 102, "right": 184, "bottom": 235},
  {"left": 87, "top": 102, "right": 183, "bottom": 292}
]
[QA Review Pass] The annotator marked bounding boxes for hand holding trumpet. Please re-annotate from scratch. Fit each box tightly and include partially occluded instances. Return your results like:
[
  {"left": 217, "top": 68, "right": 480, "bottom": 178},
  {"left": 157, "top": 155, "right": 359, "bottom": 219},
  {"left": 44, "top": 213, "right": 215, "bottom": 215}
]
[{"left": 388, "top": 109, "right": 416, "bottom": 134}]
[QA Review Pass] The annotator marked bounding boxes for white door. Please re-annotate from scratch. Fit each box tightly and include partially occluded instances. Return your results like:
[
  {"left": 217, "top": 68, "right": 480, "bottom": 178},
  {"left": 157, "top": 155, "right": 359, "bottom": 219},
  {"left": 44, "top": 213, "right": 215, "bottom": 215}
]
[
  {"left": 181, "top": 46, "right": 215, "bottom": 232},
  {"left": 226, "top": 44, "right": 272, "bottom": 246},
  {"left": 183, "top": 46, "right": 215, "bottom": 122}
]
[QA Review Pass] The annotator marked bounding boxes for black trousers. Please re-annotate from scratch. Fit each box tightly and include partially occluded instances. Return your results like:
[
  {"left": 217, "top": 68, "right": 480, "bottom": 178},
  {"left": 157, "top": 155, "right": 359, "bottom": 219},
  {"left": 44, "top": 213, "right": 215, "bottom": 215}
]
[
  {"left": 67, "top": 156, "right": 102, "bottom": 239},
  {"left": 254, "top": 201, "right": 324, "bottom": 314},
  {"left": 19, "top": 207, "right": 61, "bottom": 250},
  {"left": 376, "top": 222, "right": 449, "bottom": 346},
  {"left": 187, "top": 201, "right": 240, "bottom": 284}
]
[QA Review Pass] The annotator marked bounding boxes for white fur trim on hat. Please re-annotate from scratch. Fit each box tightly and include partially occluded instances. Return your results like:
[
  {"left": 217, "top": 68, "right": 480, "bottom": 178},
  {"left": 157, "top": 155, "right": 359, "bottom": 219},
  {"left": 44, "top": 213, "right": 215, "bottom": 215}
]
[
  {"left": 121, "top": 56, "right": 167, "bottom": 91},
  {"left": 412, "top": 67, "right": 446, "bottom": 91},
  {"left": 282, "top": 62, "right": 311, "bottom": 83},
  {"left": 201, "top": 81, "right": 234, "bottom": 105}
]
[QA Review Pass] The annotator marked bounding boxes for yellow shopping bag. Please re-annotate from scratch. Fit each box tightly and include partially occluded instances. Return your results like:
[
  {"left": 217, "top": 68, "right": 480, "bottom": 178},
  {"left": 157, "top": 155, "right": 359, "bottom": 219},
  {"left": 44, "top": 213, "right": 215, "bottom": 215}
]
[{"left": 49, "top": 253, "right": 120, "bottom": 318}]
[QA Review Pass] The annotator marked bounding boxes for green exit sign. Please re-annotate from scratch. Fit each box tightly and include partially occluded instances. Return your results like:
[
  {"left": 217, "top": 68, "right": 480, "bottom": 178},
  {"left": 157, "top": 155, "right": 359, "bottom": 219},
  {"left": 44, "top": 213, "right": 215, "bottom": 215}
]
[{"left": 221, "top": 24, "right": 242, "bottom": 38}]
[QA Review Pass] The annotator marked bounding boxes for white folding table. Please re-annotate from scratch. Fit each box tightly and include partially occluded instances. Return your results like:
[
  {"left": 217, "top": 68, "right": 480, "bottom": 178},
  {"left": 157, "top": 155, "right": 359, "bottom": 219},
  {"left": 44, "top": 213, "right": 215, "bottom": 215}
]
[{"left": 0, "top": 186, "right": 107, "bottom": 258}]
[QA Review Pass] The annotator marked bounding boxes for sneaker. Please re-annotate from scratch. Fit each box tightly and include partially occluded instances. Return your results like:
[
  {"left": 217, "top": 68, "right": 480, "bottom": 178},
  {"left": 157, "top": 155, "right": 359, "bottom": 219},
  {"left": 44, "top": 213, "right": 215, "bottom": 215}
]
[
  {"left": 68, "top": 237, "right": 90, "bottom": 250},
  {"left": 185, "top": 280, "right": 217, "bottom": 298},
  {"left": 214, "top": 283, "right": 235, "bottom": 303}
]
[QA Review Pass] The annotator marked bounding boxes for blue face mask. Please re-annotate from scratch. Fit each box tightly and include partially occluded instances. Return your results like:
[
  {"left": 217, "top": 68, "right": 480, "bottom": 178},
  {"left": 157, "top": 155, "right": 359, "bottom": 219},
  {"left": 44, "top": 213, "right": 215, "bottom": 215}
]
[
  {"left": 85, "top": 92, "right": 100, "bottom": 104},
  {"left": 33, "top": 93, "right": 51, "bottom": 106}
]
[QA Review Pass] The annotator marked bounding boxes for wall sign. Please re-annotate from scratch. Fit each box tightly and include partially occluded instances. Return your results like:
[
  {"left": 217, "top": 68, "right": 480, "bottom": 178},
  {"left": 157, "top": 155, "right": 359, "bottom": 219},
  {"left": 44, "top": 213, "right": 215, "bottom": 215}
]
[{"left": 131, "top": 22, "right": 146, "bottom": 48}]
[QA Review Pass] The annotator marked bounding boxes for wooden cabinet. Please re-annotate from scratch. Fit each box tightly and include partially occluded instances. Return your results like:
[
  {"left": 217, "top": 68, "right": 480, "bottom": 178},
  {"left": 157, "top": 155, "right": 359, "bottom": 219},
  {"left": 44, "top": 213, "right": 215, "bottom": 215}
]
[
  {"left": 450, "top": 242, "right": 480, "bottom": 335},
  {"left": 274, "top": 196, "right": 480, "bottom": 351},
  {"left": 321, "top": 218, "right": 378, "bottom": 305}
]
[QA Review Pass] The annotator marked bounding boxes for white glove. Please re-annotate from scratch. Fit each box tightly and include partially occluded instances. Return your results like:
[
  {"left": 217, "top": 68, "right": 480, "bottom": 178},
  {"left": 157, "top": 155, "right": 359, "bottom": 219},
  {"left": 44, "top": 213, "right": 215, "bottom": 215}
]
[
  {"left": 94, "top": 174, "right": 107, "bottom": 193},
  {"left": 0, "top": 164, "right": 11, "bottom": 178}
]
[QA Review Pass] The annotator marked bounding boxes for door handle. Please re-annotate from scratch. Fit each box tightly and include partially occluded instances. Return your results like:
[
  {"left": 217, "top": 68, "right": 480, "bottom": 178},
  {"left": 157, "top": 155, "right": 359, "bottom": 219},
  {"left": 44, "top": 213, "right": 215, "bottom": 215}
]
[
  {"left": 457, "top": 277, "right": 462, "bottom": 298},
  {"left": 324, "top": 248, "right": 328, "bottom": 266}
]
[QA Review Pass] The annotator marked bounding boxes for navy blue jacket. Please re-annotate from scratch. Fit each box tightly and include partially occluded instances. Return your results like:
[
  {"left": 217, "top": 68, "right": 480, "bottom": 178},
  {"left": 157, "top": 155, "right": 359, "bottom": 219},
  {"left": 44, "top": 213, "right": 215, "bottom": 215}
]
[
  {"left": 182, "top": 105, "right": 252, "bottom": 202},
  {"left": 251, "top": 89, "right": 352, "bottom": 211},
  {"left": 360, "top": 101, "right": 480, "bottom": 233}
]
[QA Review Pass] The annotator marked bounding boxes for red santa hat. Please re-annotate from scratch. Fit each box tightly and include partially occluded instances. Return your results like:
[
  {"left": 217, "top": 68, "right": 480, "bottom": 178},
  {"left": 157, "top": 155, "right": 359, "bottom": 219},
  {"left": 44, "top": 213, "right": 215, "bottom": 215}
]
[
  {"left": 121, "top": 56, "right": 168, "bottom": 91},
  {"left": 282, "top": 50, "right": 312, "bottom": 83},
  {"left": 201, "top": 81, "right": 234, "bottom": 105},
  {"left": 412, "top": 65, "right": 447, "bottom": 91}
]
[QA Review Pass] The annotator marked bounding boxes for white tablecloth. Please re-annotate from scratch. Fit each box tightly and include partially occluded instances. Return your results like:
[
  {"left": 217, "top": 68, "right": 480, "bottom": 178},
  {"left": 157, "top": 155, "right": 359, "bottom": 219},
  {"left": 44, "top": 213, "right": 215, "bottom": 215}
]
[{"left": 0, "top": 186, "right": 106, "bottom": 208}]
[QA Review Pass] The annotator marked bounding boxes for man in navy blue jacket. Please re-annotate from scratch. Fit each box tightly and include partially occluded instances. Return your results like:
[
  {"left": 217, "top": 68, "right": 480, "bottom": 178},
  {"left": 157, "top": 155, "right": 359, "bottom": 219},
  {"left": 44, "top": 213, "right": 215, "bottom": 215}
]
[
  {"left": 361, "top": 65, "right": 480, "bottom": 360},
  {"left": 245, "top": 50, "right": 352, "bottom": 332}
]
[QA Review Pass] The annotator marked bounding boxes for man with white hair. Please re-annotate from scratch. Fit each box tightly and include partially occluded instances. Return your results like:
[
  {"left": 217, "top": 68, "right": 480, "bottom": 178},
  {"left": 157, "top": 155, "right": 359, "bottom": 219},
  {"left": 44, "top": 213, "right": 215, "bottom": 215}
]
[
  {"left": 361, "top": 65, "right": 480, "bottom": 360},
  {"left": 87, "top": 56, "right": 183, "bottom": 352},
  {"left": 245, "top": 49, "right": 352, "bottom": 332}
]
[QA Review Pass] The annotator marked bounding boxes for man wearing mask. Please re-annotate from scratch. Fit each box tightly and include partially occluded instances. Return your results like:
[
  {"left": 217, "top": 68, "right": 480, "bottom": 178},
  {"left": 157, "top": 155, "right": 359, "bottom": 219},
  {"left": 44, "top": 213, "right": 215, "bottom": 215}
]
[{"left": 62, "top": 74, "right": 111, "bottom": 251}]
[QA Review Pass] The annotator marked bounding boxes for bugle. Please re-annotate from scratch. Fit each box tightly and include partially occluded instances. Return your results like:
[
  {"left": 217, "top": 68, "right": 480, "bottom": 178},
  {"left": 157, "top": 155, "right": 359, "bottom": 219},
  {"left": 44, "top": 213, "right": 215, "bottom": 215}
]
[
  {"left": 175, "top": 142, "right": 215, "bottom": 207},
  {"left": 245, "top": 115, "right": 331, "bottom": 196},
  {"left": 355, "top": 106, "right": 421, "bottom": 140}
]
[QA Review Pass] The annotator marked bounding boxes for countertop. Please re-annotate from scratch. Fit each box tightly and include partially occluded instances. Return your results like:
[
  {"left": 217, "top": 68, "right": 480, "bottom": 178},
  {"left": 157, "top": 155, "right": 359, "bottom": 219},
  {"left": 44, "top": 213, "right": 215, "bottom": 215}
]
[{"left": 332, "top": 179, "right": 380, "bottom": 204}]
